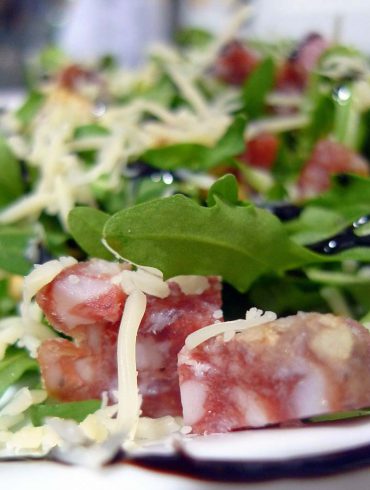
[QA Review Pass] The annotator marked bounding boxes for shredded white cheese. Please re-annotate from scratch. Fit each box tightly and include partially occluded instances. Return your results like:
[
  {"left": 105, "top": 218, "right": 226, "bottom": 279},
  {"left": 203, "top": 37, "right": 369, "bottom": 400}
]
[
  {"left": 0, "top": 317, "right": 24, "bottom": 360},
  {"left": 135, "top": 416, "right": 182, "bottom": 441},
  {"left": 116, "top": 289, "right": 146, "bottom": 440},
  {"left": 15, "top": 257, "right": 77, "bottom": 357},
  {"left": 185, "top": 307, "right": 277, "bottom": 350},
  {"left": 171, "top": 275, "right": 210, "bottom": 295},
  {"left": 21, "top": 256, "right": 77, "bottom": 310},
  {"left": 0, "top": 388, "right": 46, "bottom": 417},
  {"left": 120, "top": 268, "right": 170, "bottom": 298}
]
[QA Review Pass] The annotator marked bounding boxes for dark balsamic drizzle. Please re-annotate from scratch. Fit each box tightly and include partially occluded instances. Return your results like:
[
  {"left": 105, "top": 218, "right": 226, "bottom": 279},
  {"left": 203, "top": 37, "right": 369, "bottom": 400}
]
[
  {"left": 123, "top": 161, "right": 181, "bottom": 182},
  {"left": 308, "top": 215, "right": 370, "bottom": 255},
  {"left": 126, "top": 442, "right": 370, "bottom": 483},
  {"left": 264, "top": 202, "right": 302, "bottom": 221}
]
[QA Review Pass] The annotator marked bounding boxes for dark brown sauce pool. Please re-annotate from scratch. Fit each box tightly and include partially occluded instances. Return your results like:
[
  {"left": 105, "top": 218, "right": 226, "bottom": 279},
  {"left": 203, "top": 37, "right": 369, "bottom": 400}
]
[{"left": 123, "top": 442, "right": 370, "bottom": 483}]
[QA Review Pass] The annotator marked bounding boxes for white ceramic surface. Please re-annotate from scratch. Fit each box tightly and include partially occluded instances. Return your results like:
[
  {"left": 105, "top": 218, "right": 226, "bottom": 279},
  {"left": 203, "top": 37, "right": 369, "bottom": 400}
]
[{"left": 3, "top": 418, "right": 370, "bottom": 489}]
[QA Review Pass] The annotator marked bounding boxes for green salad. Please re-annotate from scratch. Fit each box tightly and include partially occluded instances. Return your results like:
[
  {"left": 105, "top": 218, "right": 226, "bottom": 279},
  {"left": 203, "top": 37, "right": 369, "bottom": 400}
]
[{"left": 1, "top": 9, "right": 370, "bottom": 461}]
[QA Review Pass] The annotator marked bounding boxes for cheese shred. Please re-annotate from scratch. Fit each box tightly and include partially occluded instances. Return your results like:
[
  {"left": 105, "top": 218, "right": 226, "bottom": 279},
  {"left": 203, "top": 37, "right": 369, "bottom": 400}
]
[
  {"left": 116, "top": 289, "right": 147, "bottom": 440},
  {"left": 185, "top": 307, "right": 277, "bottom": 350}
]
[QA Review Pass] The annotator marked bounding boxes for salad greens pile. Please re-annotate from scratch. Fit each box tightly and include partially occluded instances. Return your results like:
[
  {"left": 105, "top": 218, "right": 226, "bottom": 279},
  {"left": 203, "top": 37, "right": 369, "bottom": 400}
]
[{"left": 1, "top": 24, "right": 370, "bottom": 428}]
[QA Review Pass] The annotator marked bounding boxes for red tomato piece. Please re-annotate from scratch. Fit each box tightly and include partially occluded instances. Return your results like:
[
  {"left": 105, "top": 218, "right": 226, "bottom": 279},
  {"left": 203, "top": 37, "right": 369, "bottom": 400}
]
[
  {"left": 299, "top": 139, "right": 369, "bottom": 197},
  {"left": 213, "top": 40, "right": 260, "bottom": 85}
]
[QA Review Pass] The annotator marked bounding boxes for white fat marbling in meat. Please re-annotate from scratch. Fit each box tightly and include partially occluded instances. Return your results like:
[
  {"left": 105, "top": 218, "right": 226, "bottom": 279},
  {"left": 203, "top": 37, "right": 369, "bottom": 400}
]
[
  {"left": 178, "top": 312, "right": 370, "bottom": 434},
  {"left": 36, "top": 260, "right": 223, "bottom": 419},
  {"left": 180, "top": 380, "right": 207, "bottom": 426}
]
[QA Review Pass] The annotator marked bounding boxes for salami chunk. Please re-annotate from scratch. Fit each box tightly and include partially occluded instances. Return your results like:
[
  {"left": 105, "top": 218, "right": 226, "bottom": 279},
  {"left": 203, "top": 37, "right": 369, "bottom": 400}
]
[
  {"left": 298, "top": 139, "right": 369, "bottom": 197},
  {"left": 240, "top": 133, "right": 279, "bottom": 170},
  {"left": 178, "top": 312, "right": 370, "bottom": 434},
  {"left": 213, "top": 40, "right": 260, "bottom": 85},
  {"left": 277, "top": 34, "right": 328, "bottom": 92},
  {"left": 36, "top": 259, "right": 222, "bottom": 417}
]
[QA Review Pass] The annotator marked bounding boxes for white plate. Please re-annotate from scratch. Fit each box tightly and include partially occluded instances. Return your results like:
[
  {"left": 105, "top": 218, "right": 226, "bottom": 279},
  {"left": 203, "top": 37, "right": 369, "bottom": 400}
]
[{"left": 3, "top": 417, "right": 370, "bottom": 489}]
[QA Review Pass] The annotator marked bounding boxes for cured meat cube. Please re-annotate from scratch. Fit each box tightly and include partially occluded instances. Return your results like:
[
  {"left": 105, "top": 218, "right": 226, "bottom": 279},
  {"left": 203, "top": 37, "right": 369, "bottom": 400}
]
[
  {"left": 36, "top": 259, "right": 222, "bottom": 417},
  {"left": 239, "top": 133, "right": 279, "bottom": 170},
  {"left": 213, "top": 40, "right": 260, "bottom": 85},
  {"left": 298, "top": 139, "right": 369, "bottom": 197},
  {"left": 277, "top": 34, "right": 328, "bottom": 92},
  {"left": 178, "top": 312, "right": 370, "bottom": 434}
]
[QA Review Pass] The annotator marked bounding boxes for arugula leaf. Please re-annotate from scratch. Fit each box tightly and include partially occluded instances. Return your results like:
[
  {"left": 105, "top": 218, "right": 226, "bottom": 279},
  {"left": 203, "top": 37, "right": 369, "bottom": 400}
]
[
  {"left": 308, "top": 174, "right": 370, "bottom": 220},
  {"left": 0, "top": 136, "right": 24, "bottom": 208},
  {"left": 309, "top": 409, "right": 370, "bottom": 423},
  {"left": 142, "top": 116, "right": 247, "bottom": 172},
  {"left": 283, "top": 175, "right": 370, "bottom": 249},
  {"left": 74, "top": 124, "right": 110, "bottom": 139},
  {"left": 30, "top": 399, "right": 101, "bottom": 426},
  {"left": 141, "top": 75, "right": 177, "bottom": 107},
  {"left": 68, "top": 207, "right": 112, "bottom": 260},
  {"left": 15, "top": 90, "right": 45, "bottom": 126},
  {"left": 176, "top": 28, "right": 214, "bottom": 48},
  {"left": 284, "top": 206, "right": 348, "bottom": 245},
  {"left": 0, "top": 226, "right": 36, "bottom": 274},
  {"left": 0, "top": 279, "right": 17, "bottom": 316},
  {"left": 332, "top": 83, "right": 361, "bottom": 149},
  {"left": 103, "top": 193, "right": 316, "bottom": 292},
  {"left": 305, "top": 93, "right": 335, "bottom": 149},
  {"left": 207, "top": 173, "right": 239, "bottom": 206},
  {"left": 0, "top": 347, "right": 39, "bottom": 396},
  {"left": 248, "top": 274, "right": 327, "bottom": 316},
  {"left": 135, "top": 178, "right": 173, "bottom": 205},
  {"left": 241, "top": 57, "right": 275, "bottom": 119},
  {"left": 35, "top": 45, "right": 69, "bottom": 74}
]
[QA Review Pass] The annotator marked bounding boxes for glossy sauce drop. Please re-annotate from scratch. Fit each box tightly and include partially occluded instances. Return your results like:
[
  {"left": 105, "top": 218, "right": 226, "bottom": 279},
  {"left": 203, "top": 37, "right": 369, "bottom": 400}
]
[{"left": 308, "top": 216, "right": 370, "bottom": 254}]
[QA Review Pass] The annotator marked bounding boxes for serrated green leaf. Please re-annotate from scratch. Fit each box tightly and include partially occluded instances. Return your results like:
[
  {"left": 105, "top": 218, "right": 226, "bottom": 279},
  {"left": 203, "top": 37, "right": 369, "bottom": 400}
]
[
  {"left": 207, "top": 173, "right": 239, "bottom": 206},
  {"left": 103, "top": 194, "right": 316, "bottom": 292},
  {"left": 142, "top": 116, "right": 247, "bottom": 172},
  {"left": 68, "top": 207, "right": 112, "bottom": 260}
]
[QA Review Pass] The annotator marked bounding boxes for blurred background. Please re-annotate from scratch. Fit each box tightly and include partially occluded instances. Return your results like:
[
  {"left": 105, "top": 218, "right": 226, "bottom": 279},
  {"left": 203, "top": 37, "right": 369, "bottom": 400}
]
[{"left": 0, "top": 0, "right": 369, "bottom": 88}]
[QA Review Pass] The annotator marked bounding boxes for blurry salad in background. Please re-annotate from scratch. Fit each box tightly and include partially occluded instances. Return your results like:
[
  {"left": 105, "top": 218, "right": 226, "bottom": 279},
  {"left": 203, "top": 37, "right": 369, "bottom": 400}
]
[{"left": 1, "top": 6, "right": 370, "bottom": 455}]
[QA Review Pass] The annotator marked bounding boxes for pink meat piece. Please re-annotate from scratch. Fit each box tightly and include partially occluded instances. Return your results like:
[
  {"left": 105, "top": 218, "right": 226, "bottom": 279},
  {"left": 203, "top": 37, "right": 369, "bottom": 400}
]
[
  {"left": 178, "top": 312, "right": 370, "bottom": 434},
  {"left": 36, "top": 259, "right": 222, "bottom": 418},
  {"left": 277, "top": 33, "right": 328, "bottom": 92},
  {"left": 298, "top": 139, "right": 369, "bottom": 197}
]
